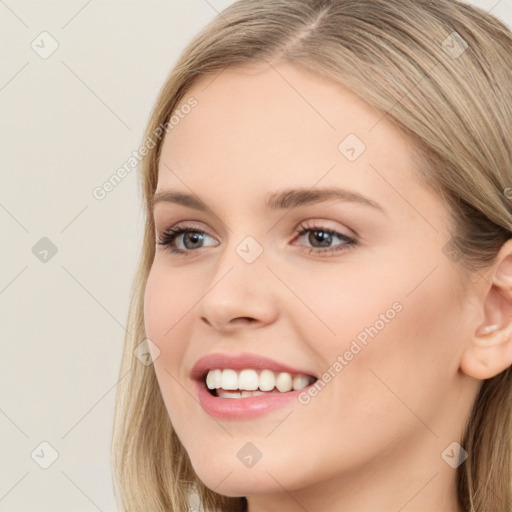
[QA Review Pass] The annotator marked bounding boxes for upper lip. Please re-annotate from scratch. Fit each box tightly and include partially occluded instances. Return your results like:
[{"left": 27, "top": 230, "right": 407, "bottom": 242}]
[{"left": 190, "top": 352, "right": 318, "bottom": 381}]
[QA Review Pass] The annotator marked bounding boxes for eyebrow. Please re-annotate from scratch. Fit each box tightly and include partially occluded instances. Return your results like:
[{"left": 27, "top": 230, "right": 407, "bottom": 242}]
[{"left": 151, "top": 187, "right": 386, "bottom": 214}]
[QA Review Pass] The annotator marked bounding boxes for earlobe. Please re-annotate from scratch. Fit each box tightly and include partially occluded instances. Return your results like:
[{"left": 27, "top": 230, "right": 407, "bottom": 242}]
[
  {"left": 475, "top": 324, "right": 499, "bottom": 336},
  {"left": 460, "top": 241, "right": 512, "bottom": 380},
  {"left": 460, "top": 326, "right": 512, "bottom": 380}
]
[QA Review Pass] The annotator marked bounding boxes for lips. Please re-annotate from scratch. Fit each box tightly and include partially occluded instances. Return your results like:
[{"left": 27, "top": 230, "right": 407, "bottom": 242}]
[
  {"left": 190, "top": 352, "right": 318, "bottom": 382},
  {"left": 189, "top": 352, "right": 319, "bottom": 419}
]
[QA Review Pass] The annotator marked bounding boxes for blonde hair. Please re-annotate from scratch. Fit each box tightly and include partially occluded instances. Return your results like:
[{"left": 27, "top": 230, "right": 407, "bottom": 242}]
[{"left": 111, "top": 1, "right": 512, "bottom": 510}]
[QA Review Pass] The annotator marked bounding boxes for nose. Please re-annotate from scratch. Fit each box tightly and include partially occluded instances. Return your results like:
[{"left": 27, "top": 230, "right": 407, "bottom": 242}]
[{"left": 195, "top": 250, "right": 280, "bottom": 333}]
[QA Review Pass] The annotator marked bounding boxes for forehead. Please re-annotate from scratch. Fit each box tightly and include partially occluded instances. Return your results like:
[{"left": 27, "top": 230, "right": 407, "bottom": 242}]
[
  {"left": 155, "top": 61, "right": 439, "bottom": 222},
  {"left": 161, "top": 61, "right": 406, "bottom": 165}
]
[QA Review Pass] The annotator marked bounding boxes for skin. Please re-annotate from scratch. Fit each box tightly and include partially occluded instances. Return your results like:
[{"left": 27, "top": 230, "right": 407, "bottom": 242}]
[{"left": 144, "top": 60, "right": 512, "bottom": 512}]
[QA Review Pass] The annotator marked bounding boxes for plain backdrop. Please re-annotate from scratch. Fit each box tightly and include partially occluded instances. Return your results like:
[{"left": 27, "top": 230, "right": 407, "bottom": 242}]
[{"left": 1, "top": 1, "right": 511, "bottom": 511}]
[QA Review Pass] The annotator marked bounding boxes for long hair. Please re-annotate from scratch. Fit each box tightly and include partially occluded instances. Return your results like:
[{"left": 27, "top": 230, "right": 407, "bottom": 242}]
[{"left": 111, "top": 1, "right": 512, "bottom": 510}]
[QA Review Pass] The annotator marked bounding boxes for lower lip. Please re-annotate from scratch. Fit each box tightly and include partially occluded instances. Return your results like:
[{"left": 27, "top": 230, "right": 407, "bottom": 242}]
[{"left": 194, "top": 379, "right": 311, "bottom": 419}]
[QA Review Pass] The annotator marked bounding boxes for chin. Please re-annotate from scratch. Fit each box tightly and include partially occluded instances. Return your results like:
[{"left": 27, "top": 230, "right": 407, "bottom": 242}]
[
  {"left": 188, "top": 449, "right": 310, "bottom": 498},
  {"left": 194, "top": 468, "right": 283, "bottom": 497}
]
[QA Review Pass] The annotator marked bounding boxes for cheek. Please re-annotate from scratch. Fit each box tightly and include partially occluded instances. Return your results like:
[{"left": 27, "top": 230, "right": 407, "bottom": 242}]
[
  {"left": 285, "top": 263, "right": 405, "bottom": 359},
  {"left": 336, "top": 269, "right": 463, "bottom": 421},
  {"left": 144, "top": 262, "right": 191, "bottom": 341},
  {"left": 272, "top": 268, "right": 463, "bottom": 476},
  {"left": 299, "top": 260, "right": 462, "bottom": 421},
  {"left": 143, "top": 265, "right": 199, "bottom": 424},
  {"left": 143, "top": 263, "right": 195, "bottom": 380}
]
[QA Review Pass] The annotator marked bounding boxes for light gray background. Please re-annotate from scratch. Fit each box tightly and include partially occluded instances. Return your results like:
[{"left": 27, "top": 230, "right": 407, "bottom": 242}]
[{"left": 1, "top": 1, "right": 510, "bottom": 511}]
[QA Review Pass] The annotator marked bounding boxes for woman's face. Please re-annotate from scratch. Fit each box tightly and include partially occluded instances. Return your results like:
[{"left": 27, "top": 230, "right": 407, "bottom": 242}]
[{"left": 144, "top": 61, "right": 480, "bottom": 507}]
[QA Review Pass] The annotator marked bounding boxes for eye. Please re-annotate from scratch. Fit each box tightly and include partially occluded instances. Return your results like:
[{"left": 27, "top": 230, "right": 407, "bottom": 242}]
[
  {"left": 156, "top": 225, "right": 217, "bottom": 256},
  {"left": 292, "top": 222, "right": 357, "bottom": 256},
  {"left": 156, "top": 222, "right": 358, "bottom": 257}
]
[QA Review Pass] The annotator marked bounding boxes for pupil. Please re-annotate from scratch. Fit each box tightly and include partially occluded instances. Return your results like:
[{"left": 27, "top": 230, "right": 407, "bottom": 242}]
[
  {"left": 185, "top": 232, "right": 203, "bottom": 248},
  {"left": 310, "top": 230, "right": 331, "bottom": 247}
]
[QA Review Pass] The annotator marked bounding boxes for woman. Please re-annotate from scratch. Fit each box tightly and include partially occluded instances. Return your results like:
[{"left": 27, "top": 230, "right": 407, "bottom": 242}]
[{"left": 111, "top": 1, "right": 512, "bottom": 510}]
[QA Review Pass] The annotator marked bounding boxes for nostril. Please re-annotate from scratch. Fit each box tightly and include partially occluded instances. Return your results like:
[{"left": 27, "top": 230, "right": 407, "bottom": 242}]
[{"left": 231, "top": 317, "right": 256, "bottom": 325}]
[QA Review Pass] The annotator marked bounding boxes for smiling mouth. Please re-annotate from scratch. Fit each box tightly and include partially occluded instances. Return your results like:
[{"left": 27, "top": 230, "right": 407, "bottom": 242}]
[{"left": 203, "top": 368, "right": 318, "bottom": 398}]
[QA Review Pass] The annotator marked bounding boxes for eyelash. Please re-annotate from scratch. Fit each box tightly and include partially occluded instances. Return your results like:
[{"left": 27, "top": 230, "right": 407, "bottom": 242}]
[{"left": 156, "top": 222, "right": 357, "bottom": 258}]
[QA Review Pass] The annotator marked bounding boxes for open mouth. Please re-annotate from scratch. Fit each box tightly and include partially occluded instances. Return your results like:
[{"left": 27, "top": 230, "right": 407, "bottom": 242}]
[{"left": 203, "top": 368, "right": 318, "bottom": 398}]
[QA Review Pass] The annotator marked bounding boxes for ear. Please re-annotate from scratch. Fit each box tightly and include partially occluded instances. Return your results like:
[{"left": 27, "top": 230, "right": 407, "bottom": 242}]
[{"left": 460, "top": 239, "right": 512, "bottom": 380}]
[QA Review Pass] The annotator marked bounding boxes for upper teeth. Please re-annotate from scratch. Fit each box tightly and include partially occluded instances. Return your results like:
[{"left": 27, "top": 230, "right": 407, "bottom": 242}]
[{"left": 205, "top": 369, "right": 314, "bottom": 392}]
